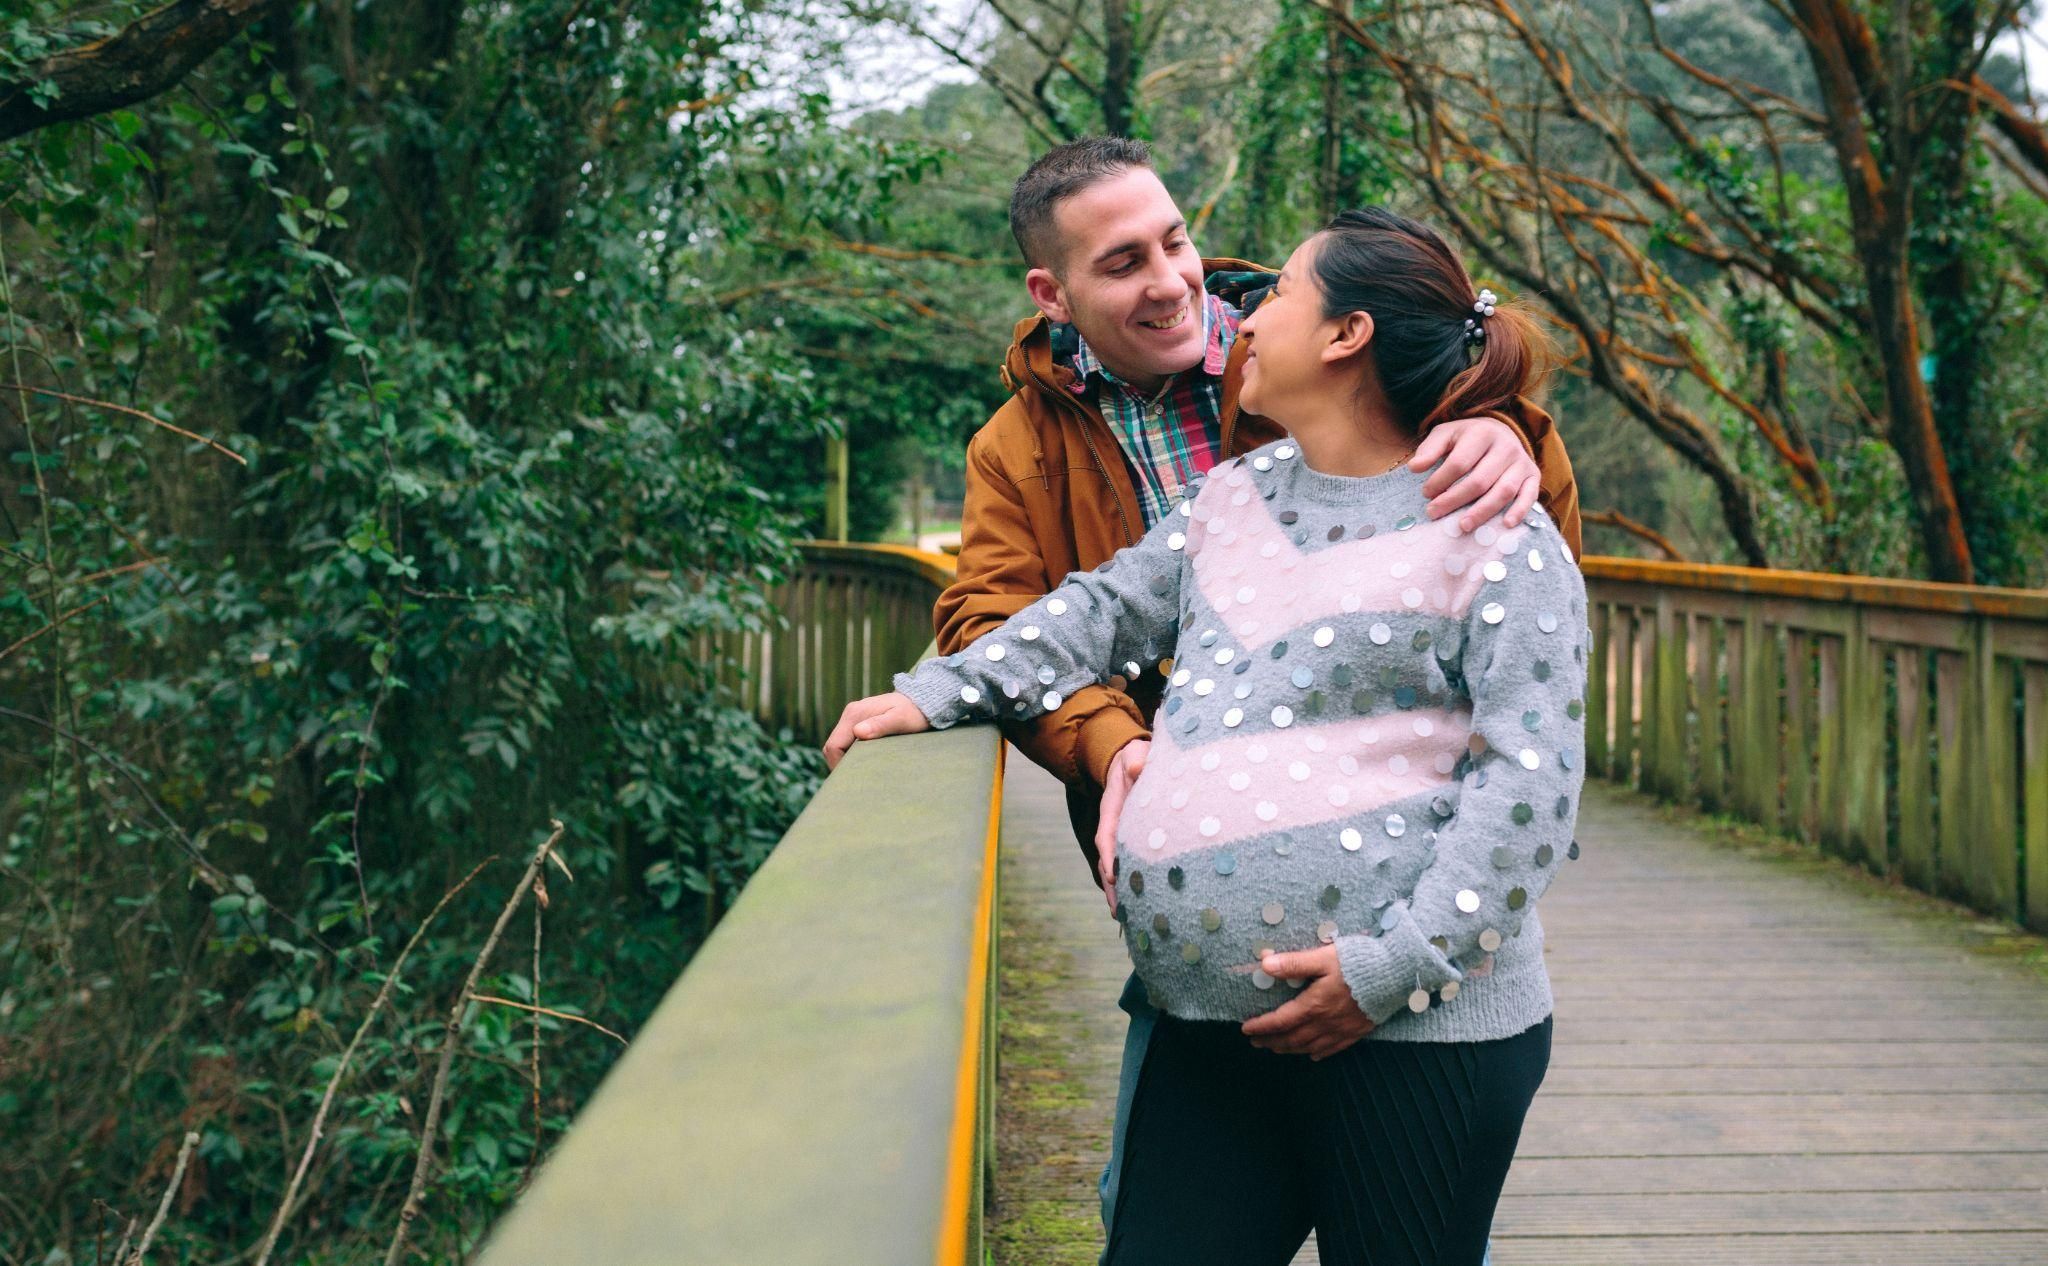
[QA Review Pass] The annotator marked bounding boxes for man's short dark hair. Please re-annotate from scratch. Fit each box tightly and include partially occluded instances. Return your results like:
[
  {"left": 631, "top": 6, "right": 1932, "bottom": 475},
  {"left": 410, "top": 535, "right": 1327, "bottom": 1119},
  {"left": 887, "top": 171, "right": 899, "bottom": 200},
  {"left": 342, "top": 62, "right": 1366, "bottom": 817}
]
[{"left": 1009, "top": 136, "right": 1155, "bottom": 273}]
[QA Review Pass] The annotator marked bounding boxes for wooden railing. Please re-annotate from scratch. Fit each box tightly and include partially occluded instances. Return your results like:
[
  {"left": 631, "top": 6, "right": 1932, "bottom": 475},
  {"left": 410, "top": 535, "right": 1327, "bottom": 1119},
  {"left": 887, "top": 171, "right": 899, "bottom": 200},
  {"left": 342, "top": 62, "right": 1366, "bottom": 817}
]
[
  {"left": 1584, "top": 558, "right": 2048, "bottom": 931},
  {"left": 700, "top": 541, "right": 957, "bottom": 745},
  {"left": 481, "top": 545, "right": 1006, "bottom": 1266}
]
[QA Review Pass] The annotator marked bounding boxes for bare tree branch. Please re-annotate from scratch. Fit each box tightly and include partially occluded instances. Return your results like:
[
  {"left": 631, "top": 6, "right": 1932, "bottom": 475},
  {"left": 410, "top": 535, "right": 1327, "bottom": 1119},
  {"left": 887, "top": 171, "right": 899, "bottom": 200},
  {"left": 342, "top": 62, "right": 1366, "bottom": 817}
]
[{"left": 0, "top": 0, "right": 287, "bottom": 142}]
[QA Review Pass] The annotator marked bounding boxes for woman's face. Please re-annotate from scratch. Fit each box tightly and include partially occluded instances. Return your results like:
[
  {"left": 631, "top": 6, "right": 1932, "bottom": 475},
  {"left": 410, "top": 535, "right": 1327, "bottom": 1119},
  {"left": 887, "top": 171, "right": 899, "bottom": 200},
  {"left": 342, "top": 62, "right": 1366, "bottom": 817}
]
[{"left": 1238, "top": 234, "right": 1347, "bottom": 423}]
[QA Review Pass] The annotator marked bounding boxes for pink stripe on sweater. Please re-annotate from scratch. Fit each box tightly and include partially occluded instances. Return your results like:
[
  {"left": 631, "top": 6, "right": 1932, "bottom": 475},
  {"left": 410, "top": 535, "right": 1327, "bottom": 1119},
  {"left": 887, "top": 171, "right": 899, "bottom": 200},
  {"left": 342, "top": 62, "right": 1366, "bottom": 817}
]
[
  {"left": 1117, "top": 705, "right": 1473, "bottom": 864},
  {"left": 1185, "top": 474, "right": 1526, "bottom": 652}
]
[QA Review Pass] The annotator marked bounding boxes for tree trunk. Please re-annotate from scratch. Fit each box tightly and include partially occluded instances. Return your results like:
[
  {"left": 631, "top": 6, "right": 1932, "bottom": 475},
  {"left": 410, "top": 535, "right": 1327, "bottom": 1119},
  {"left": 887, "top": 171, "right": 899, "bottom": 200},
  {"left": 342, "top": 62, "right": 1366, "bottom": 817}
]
[
  {"left": 1791, "top": 0, "right": 1974, "bottom": 582},
  {"left": 1100, "top": 0, "right": 1137, "bottom": 135},
  {"left": 1319, "top": 3, "right": 1349, "bottom": 220}
]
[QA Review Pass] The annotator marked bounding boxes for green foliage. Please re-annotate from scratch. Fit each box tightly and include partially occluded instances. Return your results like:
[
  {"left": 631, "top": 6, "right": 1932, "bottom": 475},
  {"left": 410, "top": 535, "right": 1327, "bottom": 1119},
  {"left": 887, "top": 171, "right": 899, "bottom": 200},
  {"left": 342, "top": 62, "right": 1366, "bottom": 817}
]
[{"left": 0, "top": 2, "right": 944, "bottom": 1259}]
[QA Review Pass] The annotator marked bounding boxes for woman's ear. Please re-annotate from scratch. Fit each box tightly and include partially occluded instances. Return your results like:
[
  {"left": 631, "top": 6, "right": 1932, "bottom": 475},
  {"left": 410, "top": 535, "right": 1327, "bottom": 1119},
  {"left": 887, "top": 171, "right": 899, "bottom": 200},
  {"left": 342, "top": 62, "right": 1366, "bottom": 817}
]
[{"left": 1320, "top": 310, "right": 1375, "bottom": 366}]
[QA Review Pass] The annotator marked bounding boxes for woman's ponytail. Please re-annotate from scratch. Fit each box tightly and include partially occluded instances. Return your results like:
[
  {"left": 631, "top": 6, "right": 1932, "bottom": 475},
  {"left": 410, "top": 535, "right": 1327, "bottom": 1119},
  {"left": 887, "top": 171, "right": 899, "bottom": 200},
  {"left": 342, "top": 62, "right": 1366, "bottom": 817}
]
[{"left": 1419, "top": 301, "right": 1545, "bottom": 433}]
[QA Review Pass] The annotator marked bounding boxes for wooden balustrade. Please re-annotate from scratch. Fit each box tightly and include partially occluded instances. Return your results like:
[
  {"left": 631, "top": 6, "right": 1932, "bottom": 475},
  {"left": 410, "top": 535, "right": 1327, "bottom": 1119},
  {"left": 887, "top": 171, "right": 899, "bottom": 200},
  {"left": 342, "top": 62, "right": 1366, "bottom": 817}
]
[
  {"left": 693, "top": 541, "right": 956, "bottom": 745},
  {"left": 1582, "top": 558, "right": 2048, "bottom": 931}
]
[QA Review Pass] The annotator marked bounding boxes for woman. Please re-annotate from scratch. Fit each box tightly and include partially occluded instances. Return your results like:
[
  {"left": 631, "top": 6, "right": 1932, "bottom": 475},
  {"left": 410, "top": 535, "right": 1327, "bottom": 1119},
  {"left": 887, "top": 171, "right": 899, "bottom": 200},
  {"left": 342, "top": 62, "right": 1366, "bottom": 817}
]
[{"left": 833, "top": 207, "right": 1585, "bottom": 1266}]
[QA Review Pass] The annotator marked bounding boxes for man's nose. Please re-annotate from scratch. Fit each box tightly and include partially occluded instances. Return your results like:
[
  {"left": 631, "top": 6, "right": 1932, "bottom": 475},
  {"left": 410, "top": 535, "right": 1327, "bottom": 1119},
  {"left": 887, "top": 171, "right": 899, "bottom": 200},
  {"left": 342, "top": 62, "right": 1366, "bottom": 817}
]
[{"left": 1142, "top": 253, "right": 1186, "bottom": 301}]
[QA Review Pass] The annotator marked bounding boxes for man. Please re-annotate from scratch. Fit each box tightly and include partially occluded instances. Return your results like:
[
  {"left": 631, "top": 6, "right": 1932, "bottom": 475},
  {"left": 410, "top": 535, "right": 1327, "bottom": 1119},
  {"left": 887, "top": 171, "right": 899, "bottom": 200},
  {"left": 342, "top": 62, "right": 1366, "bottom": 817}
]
[{"left": 832, "top": 136, "right": 1579, "bottom": 1255}]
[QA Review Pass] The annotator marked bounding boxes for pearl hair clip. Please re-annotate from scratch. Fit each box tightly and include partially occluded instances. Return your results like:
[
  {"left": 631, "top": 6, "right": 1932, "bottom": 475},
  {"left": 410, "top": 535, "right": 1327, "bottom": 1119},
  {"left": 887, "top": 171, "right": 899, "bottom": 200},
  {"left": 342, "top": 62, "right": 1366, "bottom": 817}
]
[{"left": 1462, "top": 287, "right": 1498, "bottom": 346}]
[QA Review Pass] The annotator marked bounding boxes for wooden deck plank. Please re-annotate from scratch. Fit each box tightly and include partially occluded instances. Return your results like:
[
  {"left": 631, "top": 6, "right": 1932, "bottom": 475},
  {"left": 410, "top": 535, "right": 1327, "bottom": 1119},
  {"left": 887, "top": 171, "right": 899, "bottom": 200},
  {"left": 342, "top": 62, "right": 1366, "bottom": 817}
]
[
  {"left": 989, "top": 765, "right": 2048, "bottom": 1265},
  {"left": 1491, "top": 1233, "right": 2048, "bottom": 1265}
]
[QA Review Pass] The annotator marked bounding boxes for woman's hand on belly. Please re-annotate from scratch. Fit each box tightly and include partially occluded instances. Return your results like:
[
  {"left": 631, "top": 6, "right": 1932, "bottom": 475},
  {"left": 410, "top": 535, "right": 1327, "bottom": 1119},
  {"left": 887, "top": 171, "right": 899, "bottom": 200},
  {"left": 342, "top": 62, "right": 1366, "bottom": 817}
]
[
  {"left": 1241, "top": 945, "right": 1376, "bottom": 1060},
  {"left": 1095, "top": 737, "right": 1150, "bottom": 913}
]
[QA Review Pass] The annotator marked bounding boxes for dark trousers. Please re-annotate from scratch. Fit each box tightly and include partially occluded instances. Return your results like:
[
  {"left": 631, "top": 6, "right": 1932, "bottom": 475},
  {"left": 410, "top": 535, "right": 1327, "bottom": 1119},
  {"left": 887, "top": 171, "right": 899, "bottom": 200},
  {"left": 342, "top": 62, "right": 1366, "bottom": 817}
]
[{"left": 1102, "top": 1013, "right": 1552, "bottom": 1266}]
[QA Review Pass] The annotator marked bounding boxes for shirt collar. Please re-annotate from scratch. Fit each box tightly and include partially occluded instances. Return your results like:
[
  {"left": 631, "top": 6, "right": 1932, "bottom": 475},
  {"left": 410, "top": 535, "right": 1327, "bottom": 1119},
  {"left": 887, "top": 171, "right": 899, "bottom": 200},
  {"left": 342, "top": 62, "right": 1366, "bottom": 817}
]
[{"left": 1064, "top": 292, "right": 1239, "bottom": 395}]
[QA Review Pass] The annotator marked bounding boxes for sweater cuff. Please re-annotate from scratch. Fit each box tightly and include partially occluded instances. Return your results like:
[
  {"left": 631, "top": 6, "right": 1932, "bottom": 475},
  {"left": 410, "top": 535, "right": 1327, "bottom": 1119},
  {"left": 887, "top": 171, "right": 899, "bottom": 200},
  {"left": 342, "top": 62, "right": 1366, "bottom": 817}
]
[
  {"left": 893, "top": 667, "right": 964, "bottom": 730},
  {"left": 1075, "top": 707, "right": 1151, "bottom": 789},
  {"left": 1334, "top": 914, "right": 1463, "bottom": 1025}
]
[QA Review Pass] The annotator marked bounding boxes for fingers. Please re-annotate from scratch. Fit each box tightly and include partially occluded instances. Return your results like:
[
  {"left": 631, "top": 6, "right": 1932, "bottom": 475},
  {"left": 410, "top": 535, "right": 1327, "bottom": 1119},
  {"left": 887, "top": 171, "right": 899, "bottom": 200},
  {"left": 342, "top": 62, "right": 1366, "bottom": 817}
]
[
  {"left": 1418, "top": 423, "right": 1490, "bottom": 499},
  {"left": 1122, "top": 738, "right": 1150, "bottom": 780},
  {"left": 821, "top": 695, "right": 927, "bottom": 769},
  {"left": 1099, "top": 847, "right": 1117, "bottom": 914},
  {"left": 1239, "top": 992, "right": 1309, "bottom": 1036},
  {"left": 1257, "top": 948, "right": 1333, "bottom": 981},
  {"left": 1424, "top": 449, "right": 1512, "bottom": 524},
  {"left": 850, "top": 697, "right": 930, "bottom": 742},
  {"left": 1407, "top": 418, "right": 1461, "bottom": 474},
  {"left": 1503, "top": 470, "right": 1542, "bottom": 527},
  {"left": 1452, "top": 456, "right": 1532, "bottom": 532},
  {"left": 1096, "top": 766, "right": 1132, "bottom": 859},
  {"left": 822, "top": 702, "right": 869, "bottom": 769}
]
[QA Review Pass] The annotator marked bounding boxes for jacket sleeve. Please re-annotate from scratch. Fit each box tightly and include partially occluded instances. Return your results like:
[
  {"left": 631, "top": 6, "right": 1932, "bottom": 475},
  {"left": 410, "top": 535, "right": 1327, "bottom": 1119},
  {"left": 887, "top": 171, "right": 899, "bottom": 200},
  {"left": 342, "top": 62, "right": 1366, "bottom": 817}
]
[
  {"left": 897, "top": 504, "right": 1187, "bottom": 732},
  {"left": 934, "top": 427, "right": 1152, "bottom": 787},
  {"left": 1440, "top": 395, "right": 1582, "bottom": 559},
  {"left": 1333, "top": 506, "right": 1589, "bottom": 1025}
]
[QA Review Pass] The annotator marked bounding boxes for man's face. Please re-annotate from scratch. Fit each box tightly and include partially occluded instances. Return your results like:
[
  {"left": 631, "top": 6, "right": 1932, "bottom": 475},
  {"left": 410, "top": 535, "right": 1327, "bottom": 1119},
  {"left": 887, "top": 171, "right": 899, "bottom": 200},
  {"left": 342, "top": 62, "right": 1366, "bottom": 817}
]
[{"left": 1023, "top": 167, "right": 1208, "bottom": 392}]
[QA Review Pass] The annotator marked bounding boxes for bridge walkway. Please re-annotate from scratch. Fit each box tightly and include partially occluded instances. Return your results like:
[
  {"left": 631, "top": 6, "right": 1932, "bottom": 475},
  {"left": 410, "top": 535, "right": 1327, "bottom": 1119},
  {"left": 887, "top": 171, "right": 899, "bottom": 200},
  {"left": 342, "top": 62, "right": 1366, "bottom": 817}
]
[{"left": 991, "top": 760, "right": 2048, "bottom": 1265}]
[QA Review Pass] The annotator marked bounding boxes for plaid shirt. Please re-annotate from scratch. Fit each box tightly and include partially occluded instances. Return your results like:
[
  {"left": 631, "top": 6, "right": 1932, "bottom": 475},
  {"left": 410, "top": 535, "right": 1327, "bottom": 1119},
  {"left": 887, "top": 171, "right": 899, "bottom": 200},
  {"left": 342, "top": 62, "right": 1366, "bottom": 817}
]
[{"left": 1063, "top": 293, "right": 1243, "bottom": 528}]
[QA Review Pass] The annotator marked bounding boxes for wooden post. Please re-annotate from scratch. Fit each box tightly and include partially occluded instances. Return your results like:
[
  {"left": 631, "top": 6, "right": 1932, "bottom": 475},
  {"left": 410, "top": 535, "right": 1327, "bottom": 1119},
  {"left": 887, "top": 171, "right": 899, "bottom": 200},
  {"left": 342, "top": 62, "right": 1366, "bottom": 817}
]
[
  {"left": 1650, "top": 596, "right": 1688, "bottom": 800},
  {"left": 824, "top": 436, "right": 849, "bottom": 544},
  {"left": 1839, "top": 610, "right": 1884, "bottom": 871},
  {"left": 1784, "top": 630, "right": 1814, "bottom": 842},
  {"left": 1741, "top": 614, "right": 1780, "bottom": 832},
  {"left": 2023, "top": 664, "right": 2048, "bottom": 934},
  {"left": 1694, "top": 615, "right": 1725, "bottom": 813},
  {"left": 1975, "top": 623, "right": 2020, "bottom": 920},
  {"left": 1895, "top": 647, "right": 1936, "bottom": 892},
  {"left": 1814, "top": 637, "right": 1845, "bottom": 859},
  {"left": 1935, "top": 650, "right": 1971, "bottom": 904},
  {"left": 1613, "top": 608, "right": 1637, "bottom": 788}
]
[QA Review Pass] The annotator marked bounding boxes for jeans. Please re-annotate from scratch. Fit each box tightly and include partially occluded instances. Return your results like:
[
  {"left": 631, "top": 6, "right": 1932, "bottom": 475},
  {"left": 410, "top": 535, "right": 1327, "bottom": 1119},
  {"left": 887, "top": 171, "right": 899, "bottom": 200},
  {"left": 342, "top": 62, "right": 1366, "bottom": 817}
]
[{"left": 1098, "top": 972, "right": 1497, "bottom": 1266}]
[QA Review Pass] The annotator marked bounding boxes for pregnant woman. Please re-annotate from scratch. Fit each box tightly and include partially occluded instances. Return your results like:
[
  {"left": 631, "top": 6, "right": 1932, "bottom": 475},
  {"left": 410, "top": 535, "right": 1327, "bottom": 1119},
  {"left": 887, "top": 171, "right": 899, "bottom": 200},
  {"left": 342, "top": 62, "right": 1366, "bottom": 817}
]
[{"left": 829, "top": 207, "right": 1588, "bottom": 1266}]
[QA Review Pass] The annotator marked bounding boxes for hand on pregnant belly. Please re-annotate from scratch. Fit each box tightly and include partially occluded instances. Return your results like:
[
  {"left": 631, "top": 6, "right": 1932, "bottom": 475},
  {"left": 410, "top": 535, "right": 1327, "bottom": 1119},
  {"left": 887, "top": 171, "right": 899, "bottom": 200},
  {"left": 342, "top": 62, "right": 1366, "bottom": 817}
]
[
  {"left": 1095, "top": 738, "right": 1151, "bottom": 913},
  {"left": 1241, "top": 944, "right": 1376, "bottom": 1059}
]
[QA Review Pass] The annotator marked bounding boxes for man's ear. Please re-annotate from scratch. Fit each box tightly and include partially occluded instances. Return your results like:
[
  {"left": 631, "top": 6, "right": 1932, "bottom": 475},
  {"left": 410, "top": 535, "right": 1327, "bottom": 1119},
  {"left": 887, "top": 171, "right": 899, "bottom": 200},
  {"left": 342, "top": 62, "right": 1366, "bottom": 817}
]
[
  {"left": 1025, "top": 266, "right": 1072, "bottom": 325},
  {"left": 1319, "top": 310, "right": 1375, "bottom": 366}
]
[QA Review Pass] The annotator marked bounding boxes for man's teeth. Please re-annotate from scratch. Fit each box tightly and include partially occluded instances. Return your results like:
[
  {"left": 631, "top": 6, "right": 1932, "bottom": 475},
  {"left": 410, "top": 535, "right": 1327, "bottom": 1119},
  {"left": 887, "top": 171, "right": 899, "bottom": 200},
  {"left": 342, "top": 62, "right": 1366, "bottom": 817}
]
[{"left": 1141, "top": 308, "right": 1188, "bottom": 330}]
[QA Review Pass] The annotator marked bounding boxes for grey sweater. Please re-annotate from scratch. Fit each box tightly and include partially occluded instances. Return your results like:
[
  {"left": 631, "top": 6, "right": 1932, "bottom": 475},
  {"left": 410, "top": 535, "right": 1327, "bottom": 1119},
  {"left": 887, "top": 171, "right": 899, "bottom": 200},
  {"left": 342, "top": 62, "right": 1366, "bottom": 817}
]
[{"left": 897, "top": 439, "right": 1588, "bottom": 1041}]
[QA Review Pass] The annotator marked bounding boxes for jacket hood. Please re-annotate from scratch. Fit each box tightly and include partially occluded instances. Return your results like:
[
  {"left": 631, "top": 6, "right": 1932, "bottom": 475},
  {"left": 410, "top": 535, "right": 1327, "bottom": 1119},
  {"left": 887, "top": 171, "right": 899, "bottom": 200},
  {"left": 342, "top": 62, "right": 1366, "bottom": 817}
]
[{"left": 999, "top": 255, "right": 1277, "bottom": 398}]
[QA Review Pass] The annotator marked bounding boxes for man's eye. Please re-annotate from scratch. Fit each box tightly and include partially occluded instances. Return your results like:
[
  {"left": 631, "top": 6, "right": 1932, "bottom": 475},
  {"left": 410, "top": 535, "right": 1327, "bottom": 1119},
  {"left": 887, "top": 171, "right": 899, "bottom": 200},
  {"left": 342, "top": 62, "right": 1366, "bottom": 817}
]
[
  {"left": 1166, "top": 238, "right": 1188, "bottom": 251},
  {"left": 1112, "top": 261, "right": 1139, "bottom": 275}
]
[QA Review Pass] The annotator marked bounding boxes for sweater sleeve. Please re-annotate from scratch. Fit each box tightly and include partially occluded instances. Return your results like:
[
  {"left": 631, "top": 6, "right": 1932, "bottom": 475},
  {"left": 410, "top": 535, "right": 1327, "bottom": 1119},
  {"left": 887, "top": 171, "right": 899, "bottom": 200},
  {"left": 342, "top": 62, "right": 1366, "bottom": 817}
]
[
  {"left": 894, "top": 489, "right": 1193, "bottom": 730},
  {"left": 1334, "top": 507, "right": 1590, "bottom": 1025}
]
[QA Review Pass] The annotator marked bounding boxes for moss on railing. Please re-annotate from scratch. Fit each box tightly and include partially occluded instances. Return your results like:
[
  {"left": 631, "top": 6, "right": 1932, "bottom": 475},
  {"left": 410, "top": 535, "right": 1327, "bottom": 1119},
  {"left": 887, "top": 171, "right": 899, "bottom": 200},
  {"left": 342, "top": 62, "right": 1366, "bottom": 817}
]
[{"left": 481, "top": 546, "right": 1003, "bottom": 1265}]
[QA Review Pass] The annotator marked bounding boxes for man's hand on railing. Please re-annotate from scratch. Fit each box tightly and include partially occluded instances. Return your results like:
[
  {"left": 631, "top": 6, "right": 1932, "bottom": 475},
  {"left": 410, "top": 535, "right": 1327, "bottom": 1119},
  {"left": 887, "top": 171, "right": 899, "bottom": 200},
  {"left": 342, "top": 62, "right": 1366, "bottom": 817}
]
[
  {"left": 1092, "top": 738, "right": 1150, "bottom": 914},
  {"left": 822, "top": 692, "right": 932, "bottom": 770}
]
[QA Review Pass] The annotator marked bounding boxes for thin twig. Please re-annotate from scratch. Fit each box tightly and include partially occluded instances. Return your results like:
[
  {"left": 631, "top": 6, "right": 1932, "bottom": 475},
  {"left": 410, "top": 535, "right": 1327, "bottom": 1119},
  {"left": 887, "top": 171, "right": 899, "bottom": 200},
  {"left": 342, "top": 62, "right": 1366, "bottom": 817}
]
[
  {"left": 525, "top": 875, "right": 543, "bottom": 1186},
  {"left": 0, "top": 383, "right": 247, "bottom": 465},
  {"left": 128, "top": 1131, "right": 200, "bottom": 1265},
  {"left": 1584, "top": 508, "right": 1688, "bottom": 561},
  {"left": 0, "top": 595, "right": 107, "bottom": 664},
  {"left": 469, "top": 994, "right": 625, "bottom": 1046},
  {"left": 383, "top": 821, "right": 565, "bottom": 1266},
  {"left": 252, "top": 857, "right": 499, "bottom": 1266},
  {"left": 110, "top": 1217, "right": 138, "bottom": 1266}
]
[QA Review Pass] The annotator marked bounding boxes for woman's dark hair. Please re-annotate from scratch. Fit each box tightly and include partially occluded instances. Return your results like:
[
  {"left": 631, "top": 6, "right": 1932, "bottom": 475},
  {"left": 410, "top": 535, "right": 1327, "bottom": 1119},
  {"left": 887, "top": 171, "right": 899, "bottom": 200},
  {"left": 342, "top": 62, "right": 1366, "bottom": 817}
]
[{"left": 1309, "top": 206, "right": 1549, "bottom": 435}]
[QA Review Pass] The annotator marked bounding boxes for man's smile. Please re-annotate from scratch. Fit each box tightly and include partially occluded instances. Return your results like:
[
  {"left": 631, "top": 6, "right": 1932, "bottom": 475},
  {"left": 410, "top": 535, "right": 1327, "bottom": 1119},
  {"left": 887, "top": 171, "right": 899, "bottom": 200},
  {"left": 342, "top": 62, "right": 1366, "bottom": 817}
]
[{"left": 1139, "top": 305, "right": 1191, "bottom": 331}]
